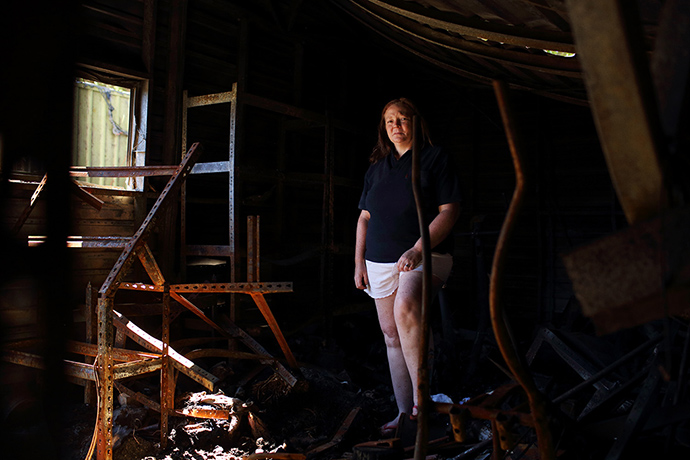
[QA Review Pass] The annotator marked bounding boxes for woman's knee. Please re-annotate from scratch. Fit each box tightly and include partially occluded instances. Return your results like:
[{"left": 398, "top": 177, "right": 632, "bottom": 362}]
[{"left": 394, "top": 297, "right": 421, "bottom": 328}]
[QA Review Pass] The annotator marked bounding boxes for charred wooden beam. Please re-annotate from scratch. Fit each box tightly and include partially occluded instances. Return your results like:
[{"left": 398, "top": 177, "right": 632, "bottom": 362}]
[{"left": 566, "top": 0, "right": 667, "bottom": 224}]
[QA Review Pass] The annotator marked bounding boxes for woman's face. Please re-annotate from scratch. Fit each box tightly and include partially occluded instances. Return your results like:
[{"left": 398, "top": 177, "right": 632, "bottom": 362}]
[{"left": 384, "top": 104, "right": 413, "bottom": 151}]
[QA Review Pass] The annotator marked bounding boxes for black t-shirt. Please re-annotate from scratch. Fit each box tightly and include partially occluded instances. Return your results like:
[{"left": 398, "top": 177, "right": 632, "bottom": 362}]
[{"left": 358, "top": 145, "right": 462, "bottom": 263}]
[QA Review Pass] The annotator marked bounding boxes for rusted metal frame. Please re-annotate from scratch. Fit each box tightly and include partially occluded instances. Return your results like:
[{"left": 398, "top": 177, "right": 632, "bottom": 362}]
[
  {"left": 248, "top": 216, "right": 260, "bottom": 282},
  {"left": 12, "top": 173, "right": 47, "bottom": 234},
  {"left": 70, "top": 179, "right": 105, "bottom": 210},
  {"left": 112, "top": 310, "right": 218, "bottom": 391},
  {"left": 527, "top": 328, "right": 617, "bottom": 392},
  {"left": 99, "top": 142, "right": 203, "bottom": 299},
  {"left": 491, "top": 79, "right": 554, "bottom": 460},
  {"left": 113, "top": 358, "right": 163, "bottom": 380},
  {"left": 526, "top": 328, "right": 629, "bottom": 419},
  {"left": 96, "top": 296, "right": 115, "bottom": 460},
  {"left": 0, "top": 338, "right": 43, "bottom": 350},
  {"left": 433, "top": 402, "right": 534, "bottom": 433},
  {"left": 0, "top": 349, "right": 96, "bottom": 382},
  {"left": 160, "top": 284, "right": 173, "bottom": 448},
  {"left": 69, "top": 165, "right": 182, "bottom": 177},
  {"left": 565, "top": 0, "right": 667, "bottom": 225},
  {"left": 219, "top": 314, "right": 299, "bottom": 387},
  {"left": 27, "top": 235, "right": 130, "bottom": 248},
  {"left": 170, "top": 291, "right": 234, "bottom": 337},
  {"left": 137, "top": 243, "right": 166, "bottom": 286},
  {"left": 359, "top": 0, "right": 575, "bottom": 52},
  {"left": 115, "top": 382, "right": 161, "bottom": 412},
  {"left": 68, "top": 340, "right": 161, "bottom": 362},
  {"left": 120, "top": 281, "right": 293, "bottom": 294},
  {"left": 551, "top": 334, "right": 661, "bottom": 408},
  {"left": 229, "top": 82, "right": 239, "bottom": 302},
  {"left": 99, "top": 143, "right": 202, "bottom": 297},
  {"left": 411, "top": 116, "right": 432, "bottom": 460},
  {"left": 306, "top": 407, "right": 361, "bottom": 455},
  {"left": 181, "top": 90, "right": 191, "bottom": 280},
  {"left": 64, "top": 360, "right": 98, "bottom": 381},
  {"left": 605, "top": 368, "right": 662, "bottom": 460},
  {"left": 352, "top": 0, "right": 581, "bottom": 77},
  {"left": 0, "top": 349, "right": 48, "bottom": 371},
  {"left": 249, "top": 292, "right": 299, "bottom": 369}
]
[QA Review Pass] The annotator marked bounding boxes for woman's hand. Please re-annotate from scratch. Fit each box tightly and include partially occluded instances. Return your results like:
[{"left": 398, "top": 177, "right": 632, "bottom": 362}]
[
  {"left": 354, "top": 260, "right": 369, "bottom": 290},
  {"left": 354, "top": 210, "right": 371, "bottom": 289},
  {"left": 397, "top": 247, "right": 422, "bottom": 272}
]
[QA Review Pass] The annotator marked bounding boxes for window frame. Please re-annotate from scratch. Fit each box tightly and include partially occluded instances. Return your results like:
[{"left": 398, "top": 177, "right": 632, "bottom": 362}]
[{"left": 73, "top": 66, "right": 149, "bottom": 191}]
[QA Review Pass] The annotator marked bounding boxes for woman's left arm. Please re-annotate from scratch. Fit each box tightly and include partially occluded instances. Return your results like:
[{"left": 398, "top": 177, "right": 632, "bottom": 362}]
[
  {"left": 424, "top": 202, "right": 460, "bottom": 251},
  {"left": 398, "top": 202, "right": 460, "bottom": 271}
]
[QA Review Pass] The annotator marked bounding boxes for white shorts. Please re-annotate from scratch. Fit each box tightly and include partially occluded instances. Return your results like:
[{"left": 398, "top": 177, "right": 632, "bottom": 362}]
[{"left": 364, "top": 253, "right": 453, "bottom": 299}]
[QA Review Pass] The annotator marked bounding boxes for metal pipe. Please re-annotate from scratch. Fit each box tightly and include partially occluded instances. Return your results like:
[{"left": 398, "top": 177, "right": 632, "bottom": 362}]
[
  {"left": 412, "top": 115, "right": 432, "bottom": 460},
  {"left": 491, "top": 79, "right": 554, "bottom": 460}
]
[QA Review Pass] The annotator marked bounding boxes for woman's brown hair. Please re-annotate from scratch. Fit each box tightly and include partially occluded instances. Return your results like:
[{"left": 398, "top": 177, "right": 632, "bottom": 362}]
[{"left": 369, "top": 97, "right": 432, "bottom": 164}]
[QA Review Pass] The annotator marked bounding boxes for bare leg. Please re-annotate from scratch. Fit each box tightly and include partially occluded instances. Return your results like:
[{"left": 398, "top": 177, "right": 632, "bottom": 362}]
[
  {"left": 395, "top": 271, "right": 444, "bottom": 415},
  {"left": 375, "top": 292, "right": 413, "bottom": 431}
]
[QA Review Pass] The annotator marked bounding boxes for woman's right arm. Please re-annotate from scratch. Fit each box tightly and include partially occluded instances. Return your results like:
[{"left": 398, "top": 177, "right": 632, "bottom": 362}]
[{"left": 354, "top": 210, "right": 370, "bottom": 289}]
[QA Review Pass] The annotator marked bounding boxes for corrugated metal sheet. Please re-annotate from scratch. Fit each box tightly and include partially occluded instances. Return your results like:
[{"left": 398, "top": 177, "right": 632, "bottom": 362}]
[{"left": 72, "top": 79, "right": 131, "bottom": 188}]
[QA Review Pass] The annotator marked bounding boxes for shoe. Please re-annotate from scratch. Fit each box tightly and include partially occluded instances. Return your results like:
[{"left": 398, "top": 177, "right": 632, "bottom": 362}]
[{"left": 409, "top": 405, "right": 418, "bottom": 420}]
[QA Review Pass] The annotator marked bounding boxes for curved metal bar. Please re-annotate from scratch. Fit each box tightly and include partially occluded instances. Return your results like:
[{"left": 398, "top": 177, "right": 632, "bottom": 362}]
[
  {"left": 411, "top": 116, "right": 432, "bottom": 460},
  {"left": 490, "top": 79, "right": 554, "bottom": 460}
]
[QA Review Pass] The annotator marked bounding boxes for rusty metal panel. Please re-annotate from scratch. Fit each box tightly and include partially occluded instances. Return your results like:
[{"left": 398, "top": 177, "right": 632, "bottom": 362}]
[{"left": 562, "top": 206, "right": 690, "bottom": 334}]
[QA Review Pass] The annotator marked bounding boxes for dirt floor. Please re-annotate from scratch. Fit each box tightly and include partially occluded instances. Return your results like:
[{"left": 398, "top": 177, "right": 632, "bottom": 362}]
[
  {"left": 0, "top": 307, "right": 539, "bottom": 460},
  {"left": 0, "top": 305, "right": 507, "bottom": 460}
]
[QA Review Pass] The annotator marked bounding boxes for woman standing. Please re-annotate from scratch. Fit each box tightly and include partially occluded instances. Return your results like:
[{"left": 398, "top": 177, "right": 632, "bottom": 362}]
[{"left": 354, "top": 98, "right": 461, "bottom": 436}]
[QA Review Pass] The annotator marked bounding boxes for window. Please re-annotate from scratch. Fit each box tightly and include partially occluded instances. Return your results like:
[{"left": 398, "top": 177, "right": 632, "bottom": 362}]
[{"left": 71, "top": 73, "right": 148, "bottom": 191}]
